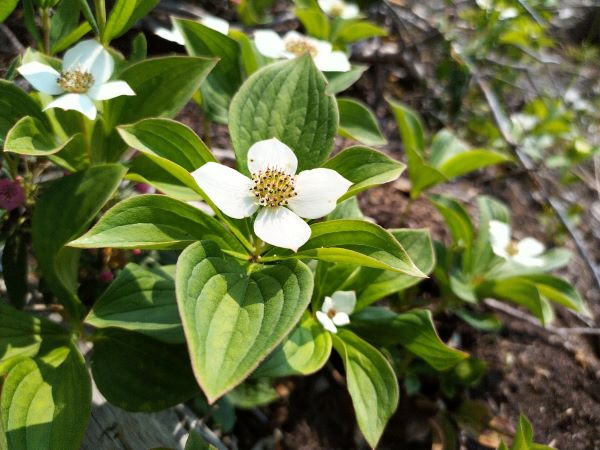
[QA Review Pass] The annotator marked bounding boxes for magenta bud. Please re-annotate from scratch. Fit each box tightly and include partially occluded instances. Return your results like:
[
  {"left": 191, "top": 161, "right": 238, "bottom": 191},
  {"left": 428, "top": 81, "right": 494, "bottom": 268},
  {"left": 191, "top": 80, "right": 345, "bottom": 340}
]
[{"left": 0, "top": 179, "right": 26, "bottom": 211}]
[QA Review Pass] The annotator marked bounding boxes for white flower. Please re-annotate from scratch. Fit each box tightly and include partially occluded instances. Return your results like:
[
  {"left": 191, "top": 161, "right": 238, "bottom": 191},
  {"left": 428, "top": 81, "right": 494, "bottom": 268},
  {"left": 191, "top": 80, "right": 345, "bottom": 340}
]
[
  {"left": 489, "top": 220, "right": 545, "bottom": 267},
  {"left": 156, "top": 16, "right": 230, "bottom": 45},
  {"left": 254, "top": 30, "right": 351, "bottom": 72},
  {"left": 17, "top": 40, "right": 135, "bottom": 120},
  {"left": 318, "top": 0, "right": 360, "bottom": 19},
  {"left": 191, "top": 138, "right": 352, "bottom": 251},
  {"left": 316, "top": 291, "right": 356, "bottom": 333}
]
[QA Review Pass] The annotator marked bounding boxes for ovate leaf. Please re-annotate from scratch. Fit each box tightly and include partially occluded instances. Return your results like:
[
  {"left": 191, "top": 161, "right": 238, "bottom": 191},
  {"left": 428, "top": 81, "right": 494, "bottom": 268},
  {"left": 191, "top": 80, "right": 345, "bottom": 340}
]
[
  {"left": 323, "top": 146, "right": 405, "bottom": 200},
  {"left": 176, "top": 241, "right": 313, "bottom": 402},
  {"left": 4, "top": 116, "right": 84, "bottom": 157},
  {"left": 350, "top": 308, "right": 468, "bottom": 371},
  {"left": 332, "top": 329, "right": 399, "bottom": 448},
  {"left": 32, "top": 165, "right": 126, "bottom": 319},
  {"left": 278, "top": 220, "right": 425, "bottom": 277},
  {"left": 0, "top": 303, "right": 69, "bottom": 361},
  {"left": 69, "top": 195, "right": 244, "bottom": 253},
  {"left": 229, "top": 56, "right": 338, "bottom": 173},
  {"left": 106, "top": 56, "right": 216, "bottom": 127},
  {"left": 0, "top": 345, "right": 91, "bottom": 450},
  {"left": 175, "top": 18, "right": 243, "bottom": 124},
  {"left": 0, "top": 81, "right": 48, "bottom": 146},
  {"left": 253, "top": 315, "right": 332, "bottom": 378},
  {"left": 85, "top": 263, "right": 183, "bottom": 343},
  {"left": 91, "top": 328, "right": 199, "bottom": 412},
  {"left": 103, "top": 0, "right": 159, "bottom": 42},
  {"left": 337, "top": 98, "right": 387, "bottom": 146}
]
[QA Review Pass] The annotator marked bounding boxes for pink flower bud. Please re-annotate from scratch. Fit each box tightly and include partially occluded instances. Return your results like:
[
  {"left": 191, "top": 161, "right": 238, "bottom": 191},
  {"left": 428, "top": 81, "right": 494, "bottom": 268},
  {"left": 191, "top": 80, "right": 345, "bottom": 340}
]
[
  {"left": 131, "top": 249, "right": 142, "bottom": 256},
  {"left": 98, "top": 270, "right": 114, "bottom": 283},
  {"left": 134, "top": 183, "right": 155, "bottom": 194},
  {"left": 0, "top": 179, "right": 25, "bottom": 211}
]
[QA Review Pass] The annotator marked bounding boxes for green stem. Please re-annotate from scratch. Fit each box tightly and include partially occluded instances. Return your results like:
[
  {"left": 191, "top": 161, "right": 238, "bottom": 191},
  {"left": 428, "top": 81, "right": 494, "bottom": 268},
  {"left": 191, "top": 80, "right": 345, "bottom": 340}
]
[
  {"left": 79, "top": 114, "right": 93, "bottom": 164},
  {"left": 40, "top": 7, "right": 50, "bottom": 54},
  {"left": 94, "top": 0, "right": 106, "bottom": 42}
]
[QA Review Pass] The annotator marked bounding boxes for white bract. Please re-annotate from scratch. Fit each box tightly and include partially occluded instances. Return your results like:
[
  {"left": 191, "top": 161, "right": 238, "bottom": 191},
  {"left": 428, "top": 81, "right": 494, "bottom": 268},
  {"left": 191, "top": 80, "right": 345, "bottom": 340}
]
[
  {"left": 316, "top": 291, "right": 356, "bottom": 333},
  {"left": 254, "top": 30, "right": 351, "bottom": 72},
  {"left": 191, "top": 138, "right": 352, "bottom": 251},
  {"left": 17, "top": 40, "right": 134, "bottom": 120},
  {"left": 156, "top": 16, "right": 230, "bottom": 45},
  {"left": 318, "top": 0, "right": 360, "bottom": 19},
  {"left": 489, "top": 220, "right": 545, "bottom": 267}
]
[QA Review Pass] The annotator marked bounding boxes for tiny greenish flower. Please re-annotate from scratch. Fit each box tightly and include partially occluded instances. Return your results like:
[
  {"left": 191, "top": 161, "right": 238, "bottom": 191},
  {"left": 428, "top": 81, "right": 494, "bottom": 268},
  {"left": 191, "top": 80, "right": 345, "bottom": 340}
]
[
  {"left": 318, "top": 0, "right": 360, "bottom": 19},
  {"left": 316, "top": 291, "right": 356, "bottom": 333},
  {"left": 191, "top": 138, "right": 352, "bottom": 251},
  {"left": 489, "top": 220, "right": 545, "bottom": 267},
  {"left": 254, "top": 30, "right": 351, "bottom": 72},
  {"left": 17, "top": 39, "right": 135, "bottom": 120}
]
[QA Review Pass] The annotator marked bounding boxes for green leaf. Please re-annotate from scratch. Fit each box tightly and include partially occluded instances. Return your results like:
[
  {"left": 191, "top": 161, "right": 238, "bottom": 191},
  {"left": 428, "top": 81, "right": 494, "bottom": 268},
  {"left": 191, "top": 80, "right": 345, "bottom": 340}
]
[
  {"left": 118, "top": 118, "right": 215, "bottom": 168},
  {"left": 91, "top": 328, "right": 199, "bottom": 412},
  {"left": 387, "top": 98, "right": 425, "bottom": 154},
  {"left": 352, "top": 228, "right": 435, "bottom": 309},
  {"left": 253, "top": 315, "right": 332, "bottom": 378},
  {"left": 85, "top": 263, "right": 183, "bottom": 343},
  {"left": 227, "top": 379, "right": 279, "bottom": 409},
  {"left": 127, "top": 157, "right": 202, "bottom": 202},
  {"left": 478, "top": 278, "right": 551, "bottom": 325},
  {"left": 491, "top": 275, "right": 589, "bottom": 317},
  {"left": 106, "top": 56, "right": 217, "bottom": 127},
  {"left": 175, "top": 18, "right": 243, "bottom": 124},
  {"left": 428, "top": 194, "right": 474, "bottom": 250},
  {"left": 1, "top": 345, "right": 91, "bottom": 450},
  {"left": 229, "top": 29, "right": 265, "bottom": 76},
  {"left": 2, "top": 231, "right": 28, "bottom": 309},
  {"left": 323, "top": 145, "right": 405, "bottom": 200},
  {"left": 453, "top": 308, "right": 502, "bottom": 333},
  {"left": 332, "top": 329, "right": 399, "bottom": 448},
  {"left": 327, "top": 197, "right": 365, "bottom": 220},
  {"left": 75, "top": 0, "right": 99, "bottom": 35},
  {"left": 278, "top": 220, "right": 426, "bottom": 277},
  {"left": 0, "top": 0, "right": 18, "bottom": 22},
  {"left": 69, "top": 194, "right": 244, "bottom": 253},
  {"left": 0, "top": 303, "right": 69, "bottom": 361},
  {"left": 325, "top": 65, "right": 367, "bottom": 94},
  {"left": 350, "top": 308, "right": 468, "bottom": 371},
  {"left": 295, "top": 7, "right": 330, "bottom": 40},
  {"left": 118, "top": 118, "right": 215, "bottom": 200},
  {"left": 103, "top": 0, "right": 159, "bottom": 42},
  {"left": 176, "top": 241, "right": 313, "bottom": 402},
  {"left": 471, "top": 195, "right": 510, "bottom": 274},
  {"left": 229, "top": 56, "right": 338, "bottom": 173},
  {"left": 337, "top": 98, "right": 386, "bottom": 146},
  {"left": 32, "top": 165, "right": 126, "bottom": 319},
  {"left": 49, "top": 0, "right": 91, "bottom": 54},
  {"left": 0, "top": 81, "right": 49, "bottom": 147},
  {"left": 4, "top": 116, "right": 84, "bottom": 157},
  {"left": 430, "top": 130, "right": 512, "bottom": 178},
  {"left": 334, "top": 19, "right": 387, "bottom": 44},
  {"left": 387, "top": 98, "right": 446, "bottom": 198}
]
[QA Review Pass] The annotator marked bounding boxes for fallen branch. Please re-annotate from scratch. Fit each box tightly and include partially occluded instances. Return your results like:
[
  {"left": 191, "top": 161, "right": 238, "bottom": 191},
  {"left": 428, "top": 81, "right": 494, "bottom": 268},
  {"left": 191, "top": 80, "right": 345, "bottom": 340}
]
[{"left": 484, "top": 299, "right": 600, "bottom": 336}]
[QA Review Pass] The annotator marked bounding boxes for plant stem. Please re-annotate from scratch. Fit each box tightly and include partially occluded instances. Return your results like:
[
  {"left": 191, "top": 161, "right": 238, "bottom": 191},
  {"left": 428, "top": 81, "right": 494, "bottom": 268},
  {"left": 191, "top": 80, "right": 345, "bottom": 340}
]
[
  {"left": 79, "top": 114, "right": 93, "bottom": 163},
  {"left": 94, "top": 0, "right": 106, "bottom": 42},
  {"left": 40, "top": 7, "right": 50, "bottom": 54}
]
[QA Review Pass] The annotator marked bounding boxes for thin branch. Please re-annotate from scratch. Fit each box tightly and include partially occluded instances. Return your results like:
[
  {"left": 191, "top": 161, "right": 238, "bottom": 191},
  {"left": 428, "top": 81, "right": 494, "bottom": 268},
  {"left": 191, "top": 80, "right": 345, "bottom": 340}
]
[
  {"left": 484, "top": 299, "right": 600, "bottom": 335},
  {"left": 173, "top": 404, "right": 230, "bottom": 450},
  {"left": 0, "top": 23, "right": 25, "bottom": 53}
]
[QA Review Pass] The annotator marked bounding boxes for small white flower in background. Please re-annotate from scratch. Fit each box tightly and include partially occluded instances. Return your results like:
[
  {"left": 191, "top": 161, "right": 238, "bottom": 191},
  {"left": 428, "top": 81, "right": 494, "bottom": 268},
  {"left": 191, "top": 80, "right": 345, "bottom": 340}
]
[
  {"left": 489, "top": 220, "right": 545, "bottom": 267},
  {"left": 192, "top": 138, "right": 352, "bottom": 251},
  {"left": 318, "top": 0, "right": 360, "bottom": 19},
  {"left": 316, "top": 291, "right": 356, "bottom": 333},
  {"left": 17, "top": 40, "right": 135, "bottom": 120},
  {"left": 155, "top": 16, "right": 230, "bottom": 45},
  {"left": 254, "top": 30, "right": 351, "bottom": 72}
]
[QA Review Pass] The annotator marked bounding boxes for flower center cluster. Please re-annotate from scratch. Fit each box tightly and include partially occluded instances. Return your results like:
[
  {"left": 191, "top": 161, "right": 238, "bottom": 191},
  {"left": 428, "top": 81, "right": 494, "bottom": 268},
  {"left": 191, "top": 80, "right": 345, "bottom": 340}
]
[
  {"left": 327, "top": 308, "right": 337, "bottom": 319},
  {"left": 505, "top": 241, "right": 519, "bottom": 256},
  {"left": 250, "top": 167, "right": 297, "bottom": 208},
  {"left": 330, "top": 1, "right": 345, "bottom": 16},
  {"left": 58, "top": 69, "right": 94, "bottom": 93},
  {"left": 284, "top": 37, "right": 318, "bottom": 57}
]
